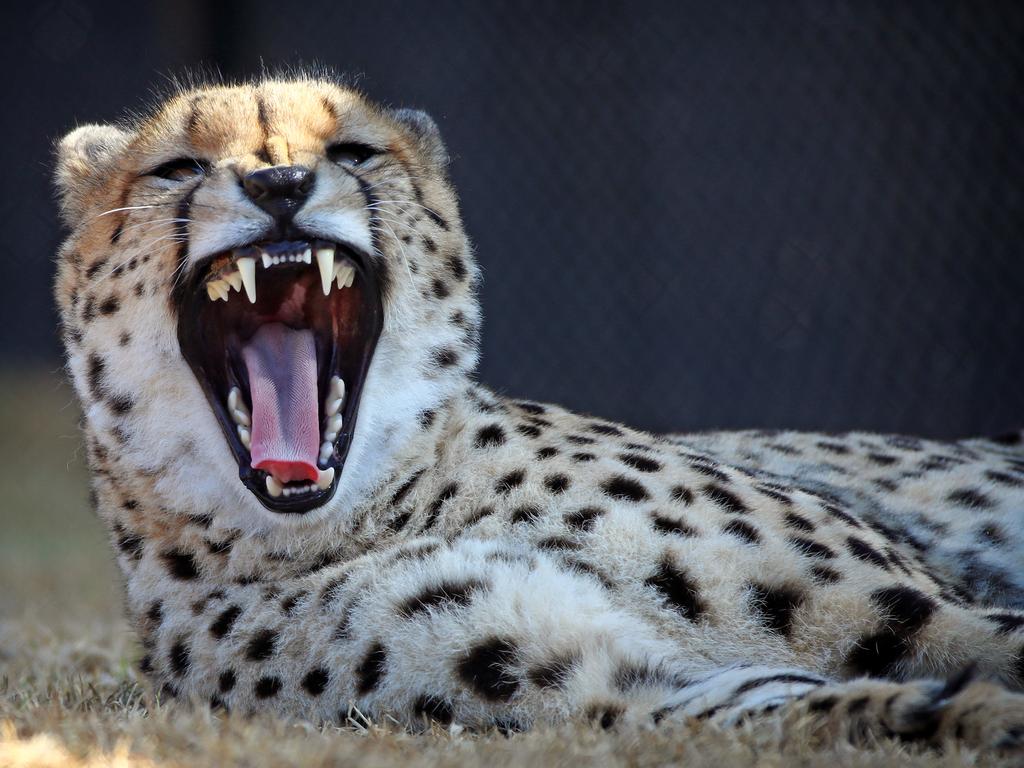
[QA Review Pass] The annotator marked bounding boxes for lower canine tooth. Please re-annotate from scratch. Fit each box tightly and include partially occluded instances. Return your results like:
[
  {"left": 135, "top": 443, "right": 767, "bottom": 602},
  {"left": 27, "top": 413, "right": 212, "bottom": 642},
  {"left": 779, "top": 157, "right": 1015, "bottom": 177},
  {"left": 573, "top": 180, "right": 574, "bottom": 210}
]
[
  {"left": 266, "top": 475, "right": 283, "bottom": 498},
  {"left": 316, "top": 467, "right": 335, "bottom": 490}
]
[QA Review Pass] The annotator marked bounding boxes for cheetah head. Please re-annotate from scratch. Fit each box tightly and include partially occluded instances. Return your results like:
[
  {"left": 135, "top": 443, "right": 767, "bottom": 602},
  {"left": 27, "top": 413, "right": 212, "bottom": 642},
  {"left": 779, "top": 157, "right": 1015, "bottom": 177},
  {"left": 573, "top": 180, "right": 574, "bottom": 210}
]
[{"left": 53, "top": 76, "right": 479, "bottom": 527}]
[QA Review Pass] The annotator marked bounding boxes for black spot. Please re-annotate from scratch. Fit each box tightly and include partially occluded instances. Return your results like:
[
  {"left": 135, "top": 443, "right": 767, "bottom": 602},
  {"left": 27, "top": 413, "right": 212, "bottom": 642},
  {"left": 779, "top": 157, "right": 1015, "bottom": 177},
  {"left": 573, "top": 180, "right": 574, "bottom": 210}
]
[
  {"left": 846, "top": 537, "right": 890, "bottom": 569},
  {"left": 399, "top": 579, "right": 484, "bottom": 617},
  {"left": 456, "top": 637, "right": 520, "bottom": 702},
  {"left": 417, "top": 409, "right": 436, "bottom": 429},
  {"left": 516, "top": 401, "right": 546, "bottom": 415},
  {"left": 788, "top": 537, "right": 835, "bottom": 559},
  {"left": 585, "top": 704, "right": 623, "bottom": 730},
  {"left": 985, "top": 613, "right": 1024, "bottom": 634},
  {"left": 722, "top": 519, "right": 760, "bottom": 544},
  {"left": 161, "top": 549, "right": 199, "bottom": 580},
  {"left": 475, "top": 424, "right": 506, "bottom": 448},
  {"left": 645, "top": 557, "right": 705, "bottom": 621},
  {"left": 571, "top": 452, "right": 596, "bottom": 463},
  {"left": 447, "top": 254, "right": 467, "bottom": 282},
  {"left": 600, "top": 475, "right": 649, "bottom": 502},
  {"left": 528, "top": 653, "right": 578, "bottom": 690},
  {"left": 254, "top": 676, "right": 282, "bottom": 698},
  {"left": 748, "top": 583, "right": 805, "bottom": 637},
  {"left": 537, "top": 536, "right": 580, "bottom": 551},
  {"left": 431, "top": 278, "right": 449, "bottom": 298},
  {"left": 98, "top": 295, "right": 120, "bottom": 315},
  {"left": 871, "top": 586, "right": 937, "bottom": 634},
  {"left": 206, "top": 536, "right": 236, "bottom": 555},
  {"left": 564, "top": 506, "right": 604, "bottom": 531},
  {"left": 356, "top": 642, "right": 388, "bottom": 694},
  {"left": 496, "top": 469, "right": 525, "bottom": 494},
  {"left": 670, "top": 485, "right": 694, "bottom": 505},
  {"left": 810, "top": 565, "right": 842, "bottom": 584},
  {"left": 210, "top": 605, "right": 242, "bottom": 639},
  {"left": 423, "top": 482, "right": 458, "bottom": 530},
  {"left": 301, "top": 667, "right": 330, "bottom": 696},
  {"left": 544, "top": 474, "right": 571, "bottom": 494},
  {"left": 169, "top": 639, "right": 190, "bottom": 676},
  {"left": 947, "top": 488, "right": 995, "bottom": 509},
  {"left": 816, "top": 441, "right": 849, "bottom": 455},
  {"left": 986, "top": 470, "right": 1022, "bottom": 487},
  {"left": 464, "top": 506, "right": 496, "bottom": 526},
  {"left": 733, "top": 672, "right": 823, "bottom": 695},
  {"left": 867, "top": 453, "right": 899, "bottom": 466},
  {"left": 388, "top": 470, "right": 422, "bottom": 508},
  {"left": 516, "top": 424, "right": 542, "bottom": 438},
  {"left": 511, "top": 505, "right": 541, "bottom": 525},
  {"left": 589, "top": 423, "right": 623, "bottom": 436},
  {"left": 146, "top": 601, "right": 163, "bottom": 624},
  {"left": 702, "top": 484, "right": 748, "bottom": 514},
  {"left": 566, "top": 434, "right": 596, "bottom": 445},
  {"left": 218, "top": 669, "right": 236, "bottom": 693},
  {"left": 245, "top": 628, "right": 278, "bottom": 661},
  {"left": 757, "top": 486, "right": 793, "bottom": 505},
  {"left": 87, "top": 353, "right": 106, "bottom": 399},
  {"left": 651, "top": 513, "right": 697, "bottom": 538},
  {"left": 618, "top": 453, "right": 662, "bottom": 473},
  {"left": 823, "top": 503, "right": 862, "bottom": 528},
  {"left": 808, "top": 695, "right": 838, "bottom": 713},
  {"left": 116, "top": 528, "right": 144, "bottom": 560},
  {"left": 431, "top": 347, "right": 458, "bottom": 368},
  {"left": 688, "top": 462, "right": 731, "bottom": 483},
  {"left": 413, "top": 695, "right": 454, "bottom": 724},
  {"left": 784, "top": 512, "right": 816, "bottom": 532},
  {"left": 280, "top": 591, "right": 307, "bottom": 615},
  {"left": 536, "top": 446, "right": 559, "bottom": 460},
  {"left": 84, "top": 257, "right": 108, "bottom": 280},
  {"left": 976, "top": 522, "right": 1007, "bottom": 546}
]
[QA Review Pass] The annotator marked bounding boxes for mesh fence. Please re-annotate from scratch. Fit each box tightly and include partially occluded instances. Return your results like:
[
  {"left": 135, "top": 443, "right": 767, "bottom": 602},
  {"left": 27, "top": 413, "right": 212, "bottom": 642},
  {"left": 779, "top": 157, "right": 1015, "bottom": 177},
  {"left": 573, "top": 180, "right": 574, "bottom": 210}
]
[{"left": 3, "top": 0, "right": 1023, "bottom": 438}]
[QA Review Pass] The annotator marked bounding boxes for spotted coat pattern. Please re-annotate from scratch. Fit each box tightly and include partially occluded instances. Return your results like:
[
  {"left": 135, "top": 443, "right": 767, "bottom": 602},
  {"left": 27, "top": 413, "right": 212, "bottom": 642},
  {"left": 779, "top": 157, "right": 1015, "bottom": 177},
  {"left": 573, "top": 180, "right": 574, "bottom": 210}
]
[{"left": 52, "top": 76, "right": 1024, "bottom": 752}]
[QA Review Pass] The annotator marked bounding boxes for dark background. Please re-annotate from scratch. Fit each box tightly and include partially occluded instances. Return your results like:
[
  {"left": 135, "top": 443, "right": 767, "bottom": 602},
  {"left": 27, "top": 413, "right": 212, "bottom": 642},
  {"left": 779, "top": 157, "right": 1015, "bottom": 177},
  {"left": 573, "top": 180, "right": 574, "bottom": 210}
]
[{"left": 2, "top": 0, "right": 1022, "bottom": 438}]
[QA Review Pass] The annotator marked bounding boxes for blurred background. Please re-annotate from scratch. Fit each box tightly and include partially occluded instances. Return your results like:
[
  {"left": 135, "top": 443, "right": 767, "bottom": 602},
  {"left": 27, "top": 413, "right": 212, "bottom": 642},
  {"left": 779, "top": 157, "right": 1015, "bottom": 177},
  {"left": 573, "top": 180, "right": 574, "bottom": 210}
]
[{"left": 0, "top": 1, "right": 1022, "bottom": 620}]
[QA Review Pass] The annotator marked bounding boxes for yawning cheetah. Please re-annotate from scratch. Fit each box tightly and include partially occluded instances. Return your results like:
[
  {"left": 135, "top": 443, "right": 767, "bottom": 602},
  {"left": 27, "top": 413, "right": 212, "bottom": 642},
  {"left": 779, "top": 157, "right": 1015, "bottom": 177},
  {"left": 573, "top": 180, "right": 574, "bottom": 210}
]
[{"left": 52, "top": 74, "right": 1024, "bottom": 752}]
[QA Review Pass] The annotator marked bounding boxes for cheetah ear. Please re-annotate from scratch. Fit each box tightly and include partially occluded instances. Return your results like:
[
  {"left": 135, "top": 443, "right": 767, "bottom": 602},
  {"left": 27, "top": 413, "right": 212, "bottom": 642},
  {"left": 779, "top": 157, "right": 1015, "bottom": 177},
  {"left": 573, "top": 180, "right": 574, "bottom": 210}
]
[
  {"left": 54, "top": 124, "right": 133, "bottom": 226},
  {"left": 389, "top": 108, "right": 449, "bottom": 169}
]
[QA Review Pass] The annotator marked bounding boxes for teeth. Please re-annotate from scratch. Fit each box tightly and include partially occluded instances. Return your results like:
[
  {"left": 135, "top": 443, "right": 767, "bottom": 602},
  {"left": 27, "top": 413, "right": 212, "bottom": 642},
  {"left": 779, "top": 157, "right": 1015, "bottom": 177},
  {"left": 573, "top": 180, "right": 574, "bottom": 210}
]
[
  {"left": 316, "top": 245, "right": 336, "bottom": 296},
  {"left": 266, "top": 475, "right": 283, "bottom": 498},
  {"left": 324, "top": 413, "right": 343, "bottom": 442},
  {"left": 319, "top": 441, "right": 333, "bottom": 466},
  {"left": 301, "top": 248, "right": 312, "bottom": 264},
  {"left": 224, "top": 271, "right": 242, "bottom": 292},
  {"left": 206, "top": 279, "right": 230, "bottom": 302},
  {"left": 237, "top": 256, "right": 257, "bottom": 303},
  {"left": 261, "top": 251, "right": 273, "bottom": 269},
  {"left": 316, "top": 467, "right": 335, "bottom": 490},
  {"left": 325, "top": 376, "right": 345, "bottom": 416},
  {"left": 228, "top": 387, "right": 252, "bottom": 426},
  {"left": 334, "top": 263, "right": 355, "bottom": 290},
  {"left": 237, "top": 425, "right": 251, "bottom": 450}
]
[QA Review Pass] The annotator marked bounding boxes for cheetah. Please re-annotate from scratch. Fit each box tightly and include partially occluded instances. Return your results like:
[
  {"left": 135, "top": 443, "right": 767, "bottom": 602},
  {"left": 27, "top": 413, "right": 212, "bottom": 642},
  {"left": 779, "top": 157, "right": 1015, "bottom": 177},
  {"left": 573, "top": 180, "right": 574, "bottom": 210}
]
[{"left": 52, "top": 74, "right": 1024, "bottom": 752}]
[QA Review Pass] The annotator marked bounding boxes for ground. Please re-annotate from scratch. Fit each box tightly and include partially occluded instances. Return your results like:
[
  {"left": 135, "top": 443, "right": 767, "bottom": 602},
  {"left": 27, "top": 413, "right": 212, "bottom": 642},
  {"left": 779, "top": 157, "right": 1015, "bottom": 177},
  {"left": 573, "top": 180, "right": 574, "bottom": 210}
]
[{"left": 0, "top": 371, "right": 1014, "bottom": 767}]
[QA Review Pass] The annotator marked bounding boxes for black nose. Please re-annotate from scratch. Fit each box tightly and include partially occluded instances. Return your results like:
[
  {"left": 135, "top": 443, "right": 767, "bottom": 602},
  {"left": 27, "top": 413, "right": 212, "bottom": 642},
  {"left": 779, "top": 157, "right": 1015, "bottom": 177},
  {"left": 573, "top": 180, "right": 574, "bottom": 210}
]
[{"left": 242, "top": 165, "right": 315, "bottom": 221}]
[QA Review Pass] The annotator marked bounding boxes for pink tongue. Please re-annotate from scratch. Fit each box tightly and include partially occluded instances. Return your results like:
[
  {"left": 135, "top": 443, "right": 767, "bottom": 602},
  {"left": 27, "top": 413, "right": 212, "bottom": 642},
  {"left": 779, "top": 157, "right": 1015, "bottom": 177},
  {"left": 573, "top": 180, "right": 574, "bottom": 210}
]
[{"left": 241, "top": 323, "right": 320, "bottom": 484}]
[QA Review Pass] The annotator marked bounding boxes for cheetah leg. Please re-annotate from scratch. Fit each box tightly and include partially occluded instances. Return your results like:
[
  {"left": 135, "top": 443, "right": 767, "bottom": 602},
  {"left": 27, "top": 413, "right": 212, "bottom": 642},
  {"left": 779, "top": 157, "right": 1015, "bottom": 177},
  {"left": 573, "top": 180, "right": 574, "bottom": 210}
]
[{"left": 654, "top": 664, "right": 1024, "bottom": 753}]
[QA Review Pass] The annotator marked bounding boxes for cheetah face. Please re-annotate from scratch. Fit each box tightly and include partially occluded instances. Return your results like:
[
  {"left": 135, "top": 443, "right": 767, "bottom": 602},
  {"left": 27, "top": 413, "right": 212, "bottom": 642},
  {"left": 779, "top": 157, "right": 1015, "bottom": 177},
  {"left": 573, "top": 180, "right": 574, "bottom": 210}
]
[{"left": 54, "top": 78, "right": 478, "bottom": 525}]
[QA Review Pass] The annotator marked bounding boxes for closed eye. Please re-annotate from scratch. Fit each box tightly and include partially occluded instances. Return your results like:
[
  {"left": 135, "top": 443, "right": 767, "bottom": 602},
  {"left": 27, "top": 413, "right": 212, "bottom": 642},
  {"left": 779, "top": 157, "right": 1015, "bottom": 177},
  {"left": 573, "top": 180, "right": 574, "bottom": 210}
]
[
  {"left": 145, "top": 158, "right": 209, "bottom": 181},
  {"left": 326, "top": 142, "right": 382, "bottom": 167}
]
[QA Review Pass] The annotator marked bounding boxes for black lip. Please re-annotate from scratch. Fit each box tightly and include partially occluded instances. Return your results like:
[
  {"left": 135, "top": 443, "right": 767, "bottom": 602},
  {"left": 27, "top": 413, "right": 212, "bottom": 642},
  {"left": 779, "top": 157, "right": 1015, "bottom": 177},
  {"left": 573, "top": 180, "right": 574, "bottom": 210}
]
[{"left": 175, "top": 231, "right": 383, "bottom": 514}]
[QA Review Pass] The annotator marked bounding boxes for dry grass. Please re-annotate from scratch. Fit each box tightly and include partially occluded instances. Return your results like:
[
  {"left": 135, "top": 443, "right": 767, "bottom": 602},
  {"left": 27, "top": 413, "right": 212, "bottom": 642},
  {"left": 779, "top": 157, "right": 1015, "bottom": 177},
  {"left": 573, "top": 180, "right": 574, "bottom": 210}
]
[{"left": 0, "top": 371, "right": 1012, "bottom": 767}]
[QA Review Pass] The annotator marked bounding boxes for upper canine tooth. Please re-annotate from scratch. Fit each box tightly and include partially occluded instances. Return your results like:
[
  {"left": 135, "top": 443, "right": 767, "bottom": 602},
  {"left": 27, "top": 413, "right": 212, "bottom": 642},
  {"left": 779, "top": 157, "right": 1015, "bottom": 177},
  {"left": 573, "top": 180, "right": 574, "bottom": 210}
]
[
  {"left": 316, "top": 467, "right": 335, "bottom": 490},
  {"left": 236, "top": 256, "right": 257, "bottom": 303},
  {"left": 316, "top": 245, "right": 336, "bottom": 296},
  {"left": 266, "top": 475, "right": 283, "bottom": 498}
]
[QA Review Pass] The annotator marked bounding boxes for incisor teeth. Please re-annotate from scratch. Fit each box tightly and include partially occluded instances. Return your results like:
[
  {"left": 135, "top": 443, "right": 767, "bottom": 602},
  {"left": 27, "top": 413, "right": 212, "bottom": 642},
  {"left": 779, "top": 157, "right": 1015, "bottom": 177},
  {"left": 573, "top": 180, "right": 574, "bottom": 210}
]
[
  {"left": 316, "top": 467, "right": 335, "bottom": 490},
  {"left": 261, "top": 251, "right": 273, "bottom": 269},
  {"left": 266, "top": 475, "right": 283, "bottom": 498},
  {"left": 237, "top": 425, "right": 251, "bottom": 450},
  {"left": 316, "top": 246, "right": 336, "bottom": 296},
  {"left": 301, "top": 248, "right": 312, "bottom": 264},
  {"left": 237, "top": 256, "right": 257, "bottom": 303}
]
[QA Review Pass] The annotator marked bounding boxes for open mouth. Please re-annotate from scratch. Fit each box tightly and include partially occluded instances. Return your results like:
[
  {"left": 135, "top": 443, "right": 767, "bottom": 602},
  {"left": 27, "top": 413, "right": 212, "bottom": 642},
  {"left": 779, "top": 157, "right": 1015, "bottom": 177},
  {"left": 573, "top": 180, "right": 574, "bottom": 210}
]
[{"left": 176, "top": 235, "right": 383, "bottom": 513}]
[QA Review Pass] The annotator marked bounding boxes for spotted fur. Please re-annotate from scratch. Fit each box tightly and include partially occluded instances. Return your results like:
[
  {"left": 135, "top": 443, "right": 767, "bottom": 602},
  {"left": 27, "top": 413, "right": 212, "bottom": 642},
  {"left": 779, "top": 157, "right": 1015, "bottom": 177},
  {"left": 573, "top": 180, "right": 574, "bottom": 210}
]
[{"left": 53, "top": 75, "right": 1024, "bottom": 752}]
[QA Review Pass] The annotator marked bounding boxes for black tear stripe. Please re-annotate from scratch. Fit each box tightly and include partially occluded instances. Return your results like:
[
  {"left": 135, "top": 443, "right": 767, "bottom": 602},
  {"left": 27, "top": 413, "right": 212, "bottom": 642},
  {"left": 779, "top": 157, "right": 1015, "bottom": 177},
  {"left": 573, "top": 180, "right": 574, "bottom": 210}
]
[
  {"left": 347, "top": 169, "right": 392, "bottom": 302},
  {"left": 170, "top": 184, "right": 202, "bottom": 302}
]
